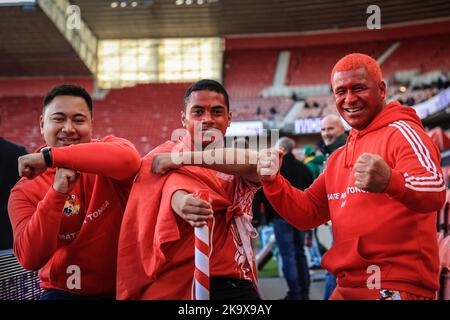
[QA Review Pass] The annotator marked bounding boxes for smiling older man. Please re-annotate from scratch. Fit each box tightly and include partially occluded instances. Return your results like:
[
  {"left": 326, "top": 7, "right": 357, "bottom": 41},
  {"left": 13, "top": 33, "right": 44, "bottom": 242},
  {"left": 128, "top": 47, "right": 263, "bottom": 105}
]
[{"left": 257, "top": 53, "right": 446, "bottom": 300}]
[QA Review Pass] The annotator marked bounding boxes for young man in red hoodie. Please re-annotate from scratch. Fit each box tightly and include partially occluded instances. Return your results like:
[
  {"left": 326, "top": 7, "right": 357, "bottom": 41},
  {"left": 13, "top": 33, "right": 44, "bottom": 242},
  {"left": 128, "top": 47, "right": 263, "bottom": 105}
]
[
  {"left": 8, "top": 85, "right": 141, "bottom": 300},
  {"left": 257, "top": 53, "right": 446, "bottom": 300},
  {"left": 117, "top": 79, "right": 262, "bottom": 300}
]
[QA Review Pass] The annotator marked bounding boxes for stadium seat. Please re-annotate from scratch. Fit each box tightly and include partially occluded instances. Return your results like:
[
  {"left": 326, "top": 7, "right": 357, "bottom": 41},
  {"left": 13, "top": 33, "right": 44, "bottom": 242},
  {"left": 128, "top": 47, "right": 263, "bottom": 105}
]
[
  {"left": 0, "top": 252, "right": 42, "bottom": 300},
  {"left": 286, "top": 41, "right": 390, "bottom": 85},
  {"left": 382, "top": 34, "right": 450, "bottom": 77}
]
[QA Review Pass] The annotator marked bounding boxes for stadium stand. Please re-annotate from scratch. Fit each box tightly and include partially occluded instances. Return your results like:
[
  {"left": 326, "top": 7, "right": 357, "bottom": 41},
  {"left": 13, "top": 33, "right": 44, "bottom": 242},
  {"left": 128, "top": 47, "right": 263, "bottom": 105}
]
[
  {"left": 230, "top": 97, "right": 294, "bottom": 121},
  {"left": 296, "top": 95, "right": 338, "bottom": 119},
  {"left": 381, "top": 34, "right": 450, "bottom": 77},
  {"left": 0, "top": 97, "right": 43, "bottom": 152},
  {"left": 93, "top": 83, "right": 190, "bottom": 155},
  {"left": 223, "top": 49, "right": 279, "bottom": 100},
  {"left": 222, "top": 49, "right": 292, "bottom": 121},
  {"left": 286, "top": 41, "right": 391, "bottom": 85},
  {"left": 0, "top": 78, "right": 94, "bottom": 98},
  {"left": 222, "top": 32, "right": 450, "bottom": 124},
  {"left": 0, "top": 83, "right": 190, "bottom": 156}
]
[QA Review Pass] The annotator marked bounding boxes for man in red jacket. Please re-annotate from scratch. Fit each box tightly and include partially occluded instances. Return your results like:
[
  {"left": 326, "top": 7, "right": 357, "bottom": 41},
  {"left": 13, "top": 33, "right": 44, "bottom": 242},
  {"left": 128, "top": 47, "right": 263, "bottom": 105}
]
[
  {"left": 8, "top": 85, "right": 141, "bottom": 300},
  {"left": 257, "top": 53, "right": 446, "bottom": 300},
  {"left": 117, "top": 79, "right": 262, "bottom": 300}
]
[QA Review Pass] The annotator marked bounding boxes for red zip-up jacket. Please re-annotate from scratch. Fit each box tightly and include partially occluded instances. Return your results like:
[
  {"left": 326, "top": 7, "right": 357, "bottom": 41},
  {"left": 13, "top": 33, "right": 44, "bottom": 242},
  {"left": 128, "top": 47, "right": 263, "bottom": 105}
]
[
  {"left": 262, "top": 101, "right": 446, "bottom": 298},
  {"left": 8, "top": 136, "right": 141, "bottom": 296}
]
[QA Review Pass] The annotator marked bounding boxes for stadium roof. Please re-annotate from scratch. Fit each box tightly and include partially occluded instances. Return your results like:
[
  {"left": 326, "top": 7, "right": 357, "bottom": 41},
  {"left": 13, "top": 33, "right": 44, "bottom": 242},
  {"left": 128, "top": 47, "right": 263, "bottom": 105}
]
[
  {"left": 72, "top": 0, "right": 450, "bottom": 39},
  {"left": 1, "top": 0, "right": 450, "bottom": 77},
  {"left": 0, "top": 5, "right": 92, "bottom": 77}
]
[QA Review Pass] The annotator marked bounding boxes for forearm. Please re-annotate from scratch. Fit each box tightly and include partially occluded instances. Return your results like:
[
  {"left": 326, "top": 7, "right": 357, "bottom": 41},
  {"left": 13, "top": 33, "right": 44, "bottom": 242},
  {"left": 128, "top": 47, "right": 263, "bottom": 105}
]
[
  {"left": 179, "top": 148, "right": 259, "bottom": 180},
  {"left": 169, "top": 187, "right": 213, "bottom": 227},
  {"left": 9, "top": 188, "right": 66, "bottom": 270},
  {"left": 384, "top": 123, "right": 447, "bottom": 213},
  {"left": 262, "top": 173, "right": 330, "bottom": 230},
  {"left": 51, "top": 138, "right": 141, "bottom": 180}
]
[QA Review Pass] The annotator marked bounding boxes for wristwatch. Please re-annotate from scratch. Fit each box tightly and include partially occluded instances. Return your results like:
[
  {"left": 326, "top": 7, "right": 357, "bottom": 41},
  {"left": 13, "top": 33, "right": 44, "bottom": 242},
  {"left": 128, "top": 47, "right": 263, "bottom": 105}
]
[{"left": 41, "top": 147, "right": 53, "bottom": 168}]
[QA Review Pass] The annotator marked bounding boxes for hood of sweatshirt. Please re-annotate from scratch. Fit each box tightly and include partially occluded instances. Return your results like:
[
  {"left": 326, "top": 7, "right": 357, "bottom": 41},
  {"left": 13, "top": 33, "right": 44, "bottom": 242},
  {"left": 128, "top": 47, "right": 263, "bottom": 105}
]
[{"left": 343, "top": 100, "right": 424, "bottom": 167}]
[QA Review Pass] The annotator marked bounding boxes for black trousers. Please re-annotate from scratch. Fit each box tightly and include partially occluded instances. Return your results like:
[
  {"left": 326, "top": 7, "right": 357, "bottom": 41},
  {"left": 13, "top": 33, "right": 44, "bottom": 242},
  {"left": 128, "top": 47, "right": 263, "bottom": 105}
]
[
  {"left": 40, "top": 289, "right": 114, "bottom": 300},
  {"left": 210, "top": 277, "right": 261, "bottom": 300}
]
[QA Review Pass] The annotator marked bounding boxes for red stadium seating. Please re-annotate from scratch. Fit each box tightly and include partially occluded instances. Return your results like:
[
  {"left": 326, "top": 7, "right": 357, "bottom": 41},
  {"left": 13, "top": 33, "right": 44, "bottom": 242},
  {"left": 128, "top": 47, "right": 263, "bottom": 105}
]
[
  {"left": 285, "top": 33, "right": 450, "bottom": 84},
  {"left": 0, "top": 96, "right": 43, "bottom": 152},
  {"left": 93, "top": 83, "right": 190, "bottom": 155},
  {"left": 0, "top": 83, "right": 190, "bottom": 156},
  {"left": 221, "top": 49, "right": 294, "bottom": 121},
  {"left": 223, "top": 49, "right": 279, "bottom": 99},
  {"left": 230, "top": 97, "right": 294, "bottom": 121},
  {"left": 0, "top": 78, "right": 94, "bottom": 98},
  {"left": 295, "top": 95, "right": 337, "bottom": 119},
  {"left": 286, "top": 41, "right": 390, "bottom": 85},
  {"left": 223, "top": 33, "right": 450, "bottom": 122},
  {"left": 428, "top": 127, "right": 450, "bottom": 152},
  {"left": 2, "top": 33, "right": 450, "bottom": 153},
  {"left": 381, "top": 34, "right": 450, "bottom": 76}
]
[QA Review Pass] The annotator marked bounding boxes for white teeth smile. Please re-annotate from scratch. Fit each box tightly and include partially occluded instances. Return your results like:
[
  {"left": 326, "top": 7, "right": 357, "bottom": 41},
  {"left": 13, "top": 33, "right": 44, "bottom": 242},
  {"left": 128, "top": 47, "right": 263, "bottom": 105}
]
[{"left": 345, "top": 107, "right": 363, "bottom": 113}]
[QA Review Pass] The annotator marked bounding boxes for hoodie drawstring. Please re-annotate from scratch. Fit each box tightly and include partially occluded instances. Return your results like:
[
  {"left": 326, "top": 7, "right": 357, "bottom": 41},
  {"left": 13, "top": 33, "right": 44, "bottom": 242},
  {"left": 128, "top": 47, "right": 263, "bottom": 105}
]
[
  {"left": 344, "top": 134, "right": 351, "bottom": 168},
  {"left": 344, "top": 132, "right": 359, "bottom": 168}
]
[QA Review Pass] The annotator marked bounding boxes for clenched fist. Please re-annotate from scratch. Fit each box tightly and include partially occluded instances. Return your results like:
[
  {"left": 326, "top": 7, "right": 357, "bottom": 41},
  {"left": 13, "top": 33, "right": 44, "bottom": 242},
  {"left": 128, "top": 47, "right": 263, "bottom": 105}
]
[
  {"left": 18, "top": 153, "right": 47, "bottom": 179},
  {"left": 171, "top": 190, "right": 213, "bottom": 227},
  {"left": 257, "top": 148, "right": 283, "bottom": 183},
  {"left": 53, "top": 168, "right": 79, "bottom": 194},
  {"left": 354, "top": 153, "right": 391, "bottom": 193}
]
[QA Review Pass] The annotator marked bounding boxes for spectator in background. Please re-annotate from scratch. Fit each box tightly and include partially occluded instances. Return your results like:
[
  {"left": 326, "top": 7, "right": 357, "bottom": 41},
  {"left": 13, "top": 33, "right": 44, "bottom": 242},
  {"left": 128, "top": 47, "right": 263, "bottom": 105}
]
[
  {"left": 0, "top": 113, "right": 27, "bottom": 251},
  {"left": 319, "top": 114, "right": 348, "bottom": 299},
  {"left": 292, "top": 147, "right": 306, "bottom": 162},
  {"left": 251, "top": 189, "right": 267, "bottom": 231},
  {"left": 437, "top": 72, "right": 449, "bottom": 89},
  {"left": 318, "top": 114, "right": 347, "bottom": 157},
  {"left": 254, "top": 137, "right": 313, "bottom": 300},
  {"left": 302, "top": 145, "right": 326, "bottom": 270},
  {"left": 269, "top": 106, "right": 277, "bottom": 115},
  {"left": 303, "top": 145, "right": 325, "bottom": 180},
  {"left": 406, "top": 96, "right": 416, "bottom": 106},
  {"left": 232, "top": 136, "right": 265, "bottom": 227}
]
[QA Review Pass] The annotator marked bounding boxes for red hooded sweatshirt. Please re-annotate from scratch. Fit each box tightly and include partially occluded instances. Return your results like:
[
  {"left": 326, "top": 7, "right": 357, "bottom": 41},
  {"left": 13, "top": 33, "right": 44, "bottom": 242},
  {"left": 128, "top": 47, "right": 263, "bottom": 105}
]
[
  {"left": 8, "top": 136, "right": 141, "bottom": 296},
  {"left": 262, "top": 101, "right": 446, "bottom": 298}
]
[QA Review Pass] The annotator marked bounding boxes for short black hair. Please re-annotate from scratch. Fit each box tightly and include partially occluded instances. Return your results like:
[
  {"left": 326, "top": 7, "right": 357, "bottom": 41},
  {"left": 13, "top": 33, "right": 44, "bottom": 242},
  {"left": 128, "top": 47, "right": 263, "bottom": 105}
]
[
  {"left": 183, "top": 79, "right": 230, "bottom": 112},
  {"left": 43, "top": 84, "right": 93, "bottom": 116}
]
